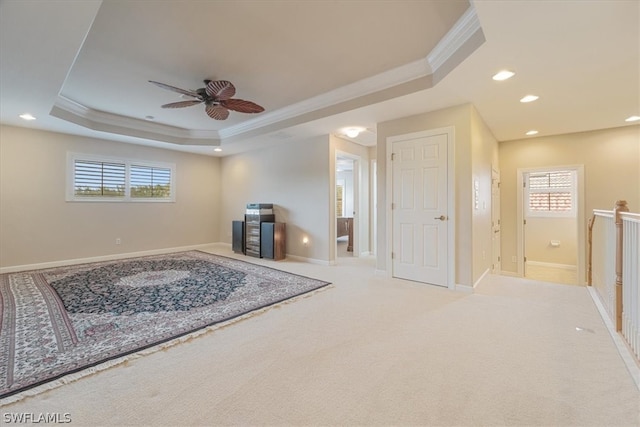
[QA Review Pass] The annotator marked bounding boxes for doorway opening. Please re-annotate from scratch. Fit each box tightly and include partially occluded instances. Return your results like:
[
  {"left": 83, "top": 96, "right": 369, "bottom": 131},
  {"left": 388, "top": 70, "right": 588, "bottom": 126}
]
[
  {"left": 336, "top": 156, "right": 355, "bottom": 258},
  {"left": 517, "top": 166, "right": 585, "bottom": 285}
]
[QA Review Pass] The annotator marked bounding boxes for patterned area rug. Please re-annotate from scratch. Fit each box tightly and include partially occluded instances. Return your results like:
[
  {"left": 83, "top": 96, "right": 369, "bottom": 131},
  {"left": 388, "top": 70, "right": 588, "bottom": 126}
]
[{"left": 0, "top": 251, "right": 330, "bottom": 401}]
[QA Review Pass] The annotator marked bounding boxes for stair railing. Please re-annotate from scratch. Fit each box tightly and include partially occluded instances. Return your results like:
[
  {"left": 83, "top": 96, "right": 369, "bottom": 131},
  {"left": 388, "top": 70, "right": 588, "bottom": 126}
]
[{"left": 588, "top": 200, "right": 640, "bottom": 361}]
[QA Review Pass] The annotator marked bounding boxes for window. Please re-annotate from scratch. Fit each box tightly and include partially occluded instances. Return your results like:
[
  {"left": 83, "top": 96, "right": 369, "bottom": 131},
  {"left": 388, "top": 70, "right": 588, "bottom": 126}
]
[
  {"left": 67, "top": 153, "right": 175, "bottom": 202},
  {"left": 130, "top": 165, "right": 172, "bottom": 199},
  {"left": 74, "top": 160, "right": 126, "bottom": 198},
  {"left": 525, "top": 169, "right": 576, "bottom": 217},
  {"left": 336, "top": 184, "right": 344, "bottom": 217}
]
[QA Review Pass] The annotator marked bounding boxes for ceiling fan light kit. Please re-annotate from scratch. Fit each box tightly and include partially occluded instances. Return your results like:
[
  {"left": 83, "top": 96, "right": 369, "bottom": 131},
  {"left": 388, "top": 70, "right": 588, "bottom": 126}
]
[{"left": 149, "top": 79, "right": 264, "bottom": 120}]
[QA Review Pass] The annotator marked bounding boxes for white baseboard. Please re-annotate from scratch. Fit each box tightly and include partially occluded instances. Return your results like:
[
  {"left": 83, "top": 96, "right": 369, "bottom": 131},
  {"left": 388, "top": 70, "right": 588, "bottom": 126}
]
[
  {"left": 453, "top": 268, "right": 490, "bottom": 293},
  {"left": 499, "top": 270, "right": 521, "bottom": 278},
  {"left": 587, "top": 287, "right": 640, "bottom": 391},
  {"left": 526, "top": 260, "right": 577, "bottom": 271},
  {"left": 284, "top": 254, "right": 331, "bottom": 266},
  {"left": 471, "top": 268, "right": 491, "bottom": 289},
  {"left": 0, "top": 242, "right": 338, "bottom": 273},
  {"left": 0, "top": 243, "right": 219, "bottom": 274},
  {"left": 211, "top": 242, "right": 331, "bottom": 266},
  {"left": 455, "top": 284, "right": 474, "bottom": 293}
]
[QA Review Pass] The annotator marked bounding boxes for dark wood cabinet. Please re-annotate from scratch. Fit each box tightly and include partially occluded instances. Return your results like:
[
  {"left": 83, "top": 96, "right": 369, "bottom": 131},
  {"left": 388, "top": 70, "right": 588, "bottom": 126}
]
[
  {"left": 261, "top": 222, "right": 286, "bottom": 260},
  {"left": 232, "top": 220, "right": 245, "bottom": 254}
]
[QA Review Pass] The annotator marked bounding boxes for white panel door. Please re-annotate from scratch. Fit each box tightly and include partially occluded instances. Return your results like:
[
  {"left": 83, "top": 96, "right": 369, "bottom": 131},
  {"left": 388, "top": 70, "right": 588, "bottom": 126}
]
[{"left": 392, "top": 133, "right": 448, "bottom": 286}]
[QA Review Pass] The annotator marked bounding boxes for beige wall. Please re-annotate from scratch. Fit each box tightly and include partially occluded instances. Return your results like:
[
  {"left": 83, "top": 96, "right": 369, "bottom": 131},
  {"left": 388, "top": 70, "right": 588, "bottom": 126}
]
[
  {"left": 376, "top": 103, "right": 498, "bottom": 287},
  {"left": 6, "top": 115, "right": 628, "bottom": 279},
  {"left": 377, "top": 104, "right": 474, "bottom": 286},
  {"left": 525, "top": 217, "right": 577, "bottom": 265},
  {"left": 499, "top": 125, "right": 640, "bottom": 274},
  {"left": 330, "top": 135, "right": 370, "bottom": 260},
  {"left": 0, "top": 125, "right": 221, "bottom": 269},
  {"left": 470, "top": 106, "right": 499, "bottom": 282},
  {"left": 219, "top": 135, "right": 331, "bottom": 262},
  {"left": 368, "top": 145, "right": 378, "bottom": 256}
]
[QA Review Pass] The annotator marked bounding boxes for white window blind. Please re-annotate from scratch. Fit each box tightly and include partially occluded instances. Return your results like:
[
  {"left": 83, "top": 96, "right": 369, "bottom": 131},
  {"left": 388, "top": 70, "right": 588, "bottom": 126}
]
[
  {"left": 336, "top": 184, "right": 344, "bottom": 217},
  {"left": 74, "top": 160, "right": 126, "bottom": 197},
  {"left": 67, "top": 153, "right": 175, "bottom": 202},
  {"left": 526, "top": 170, "right": 576, "bottom": 217},
  {"left": 130, "top": 165, "right": 172, "bottom": 199}
]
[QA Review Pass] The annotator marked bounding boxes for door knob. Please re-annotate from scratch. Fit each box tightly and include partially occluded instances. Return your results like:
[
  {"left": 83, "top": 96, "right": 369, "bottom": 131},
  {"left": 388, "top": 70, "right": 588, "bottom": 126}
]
[{"left": 434, "top": 215, "right": 447, "bottom": 221}]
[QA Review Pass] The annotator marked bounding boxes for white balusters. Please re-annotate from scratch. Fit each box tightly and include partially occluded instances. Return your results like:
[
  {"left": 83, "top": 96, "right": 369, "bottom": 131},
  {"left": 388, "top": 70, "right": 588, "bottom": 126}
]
[
  {"left": 592, "top": 210, "right": 616, "bottom": 322},
  {"left": 621, "top": 213, "right": 640, "bottom": 360},
  {"left": 591, "top": 205, "right": 640, "bottom": 362}
]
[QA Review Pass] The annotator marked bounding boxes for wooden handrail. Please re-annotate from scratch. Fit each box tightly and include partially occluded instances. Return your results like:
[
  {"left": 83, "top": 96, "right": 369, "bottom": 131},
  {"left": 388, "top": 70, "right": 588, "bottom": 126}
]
[
  {"left": 590, "top": 202, "right": 640, "bottom": 361},
  {"left": 614, "top": 200, "right": 629, "bottom": 331}
]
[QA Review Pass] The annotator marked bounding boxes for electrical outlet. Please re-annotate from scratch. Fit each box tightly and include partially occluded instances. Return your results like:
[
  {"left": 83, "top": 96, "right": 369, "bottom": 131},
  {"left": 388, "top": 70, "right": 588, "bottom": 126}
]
[
  {"left": 115, "top": 238, "right": 121, "bottom": 245},
  {"left": 511, "top": 255, "right": 517, "bottom": 263}
]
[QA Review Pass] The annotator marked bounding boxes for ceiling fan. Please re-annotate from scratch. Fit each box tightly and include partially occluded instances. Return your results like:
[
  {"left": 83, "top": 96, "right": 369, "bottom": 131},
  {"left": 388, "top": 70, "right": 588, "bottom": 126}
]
[{"left": 149, "top": 79, "right": 264, "bottom": 120}]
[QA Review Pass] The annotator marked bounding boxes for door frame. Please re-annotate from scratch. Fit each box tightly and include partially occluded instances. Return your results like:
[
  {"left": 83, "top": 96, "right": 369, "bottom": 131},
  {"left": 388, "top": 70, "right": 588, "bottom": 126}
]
[
  {"left": 491, "top": 167, "right": 501, "bottom": 273},
  {"left": 371, "top": 159, "right": 377, "bottom": 257},
  {"left": 385, "top": 126, "right": 456, "bottom": 289},
  {"left": 334, "top": 150, "right": 361, "bottom": 259},
  {"left": 516, "top": 165, "right": 585, "bottom": 284}
]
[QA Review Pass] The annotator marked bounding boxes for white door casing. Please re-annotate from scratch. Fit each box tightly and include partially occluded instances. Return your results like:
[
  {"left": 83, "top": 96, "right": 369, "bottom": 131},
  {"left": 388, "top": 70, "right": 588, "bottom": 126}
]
[
  {"left": 334, "top": 151, "right": 361, "bottom": 260},
  {"left": 516, "top": 165, "right": 585, "bottom": 284},
  {"left": 372, "top": 159, "right": 377, "bottom": 256},
  {"left": 491, "top": 168, "right": 501, "bottom": 273},
  {"left": 390, "top": 132, "right": 449, "bottom": 286}
]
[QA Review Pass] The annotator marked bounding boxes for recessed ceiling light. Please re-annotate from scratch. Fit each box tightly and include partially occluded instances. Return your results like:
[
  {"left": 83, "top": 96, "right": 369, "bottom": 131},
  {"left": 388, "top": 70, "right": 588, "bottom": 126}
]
[
  {"left": 625, "top": 115, "right": 640, "bottom": 122},
  {"left": 492, "top": 70, "right": 515, "bottom": 81},
  {"left": 19, "top": 113, "right": 36, "bottom": 121},
  {"left": 526, "top": 130, "right": 539, "bottom": 136},
  {"left": 520, "top": 95, "right": 539, "bottom": 103},
  {"left": 214, "top": 147, "right": 222, "bottom": 152}
]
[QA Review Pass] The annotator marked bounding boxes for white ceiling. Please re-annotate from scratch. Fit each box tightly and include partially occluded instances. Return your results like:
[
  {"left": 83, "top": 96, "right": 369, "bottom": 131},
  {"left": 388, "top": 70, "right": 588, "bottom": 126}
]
[{"left": 1, "top": 0, "right": 638, "bottom": 157}]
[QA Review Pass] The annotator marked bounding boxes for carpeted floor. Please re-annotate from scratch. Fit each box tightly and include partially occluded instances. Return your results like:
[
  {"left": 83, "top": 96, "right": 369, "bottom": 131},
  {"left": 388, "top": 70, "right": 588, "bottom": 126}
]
[
  {"left": 525, "top": 263, "right": 579, "bottom": 286},
  {"left": 0, "top": 250, "right": 330, "bottom": 402},
  {"left": 1, "top": 244, "right": 638, "bottom": 426}
]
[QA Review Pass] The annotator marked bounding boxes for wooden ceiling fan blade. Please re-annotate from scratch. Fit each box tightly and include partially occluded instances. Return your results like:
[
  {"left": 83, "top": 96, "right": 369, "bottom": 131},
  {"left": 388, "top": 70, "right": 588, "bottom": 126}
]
[
  {"left": 205, "top": 80, "right": 236, "bottom": 100},
  {"left": 149, "top": 80, "right": 201, "bottom": 98},
  {"left": 220, "top": 99, "right": 265, "bottom": 113},
  {"left": 161, "top": 100, "right": 203, "bottom": 108},
  {"left": 205, "top": 104, "right": 230, "bottom": 120}
]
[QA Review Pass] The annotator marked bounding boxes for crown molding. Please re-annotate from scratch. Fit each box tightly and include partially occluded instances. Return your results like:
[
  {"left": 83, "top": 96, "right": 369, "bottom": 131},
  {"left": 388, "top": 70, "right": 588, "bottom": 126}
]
[
  {"left": 427, "top": 5, "right": 481, "bottom": 72},
  {"left": 51, "top": 5, "right": 481, "bottom": 146},
  {"left": 220, "top": 4, "right": 480, "bottom": 139},
  {"left": 50, "top": 95, "right": 221, "bottom": 145},
  {"left": 217, "top": 57, "right": 432, "bottom": 139}
]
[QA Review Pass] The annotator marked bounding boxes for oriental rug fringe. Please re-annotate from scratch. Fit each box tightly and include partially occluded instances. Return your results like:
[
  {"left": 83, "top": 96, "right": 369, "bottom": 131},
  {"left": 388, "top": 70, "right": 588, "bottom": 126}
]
[{"left": 0, "top": 251, "right": 331, "bottom": 403}]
